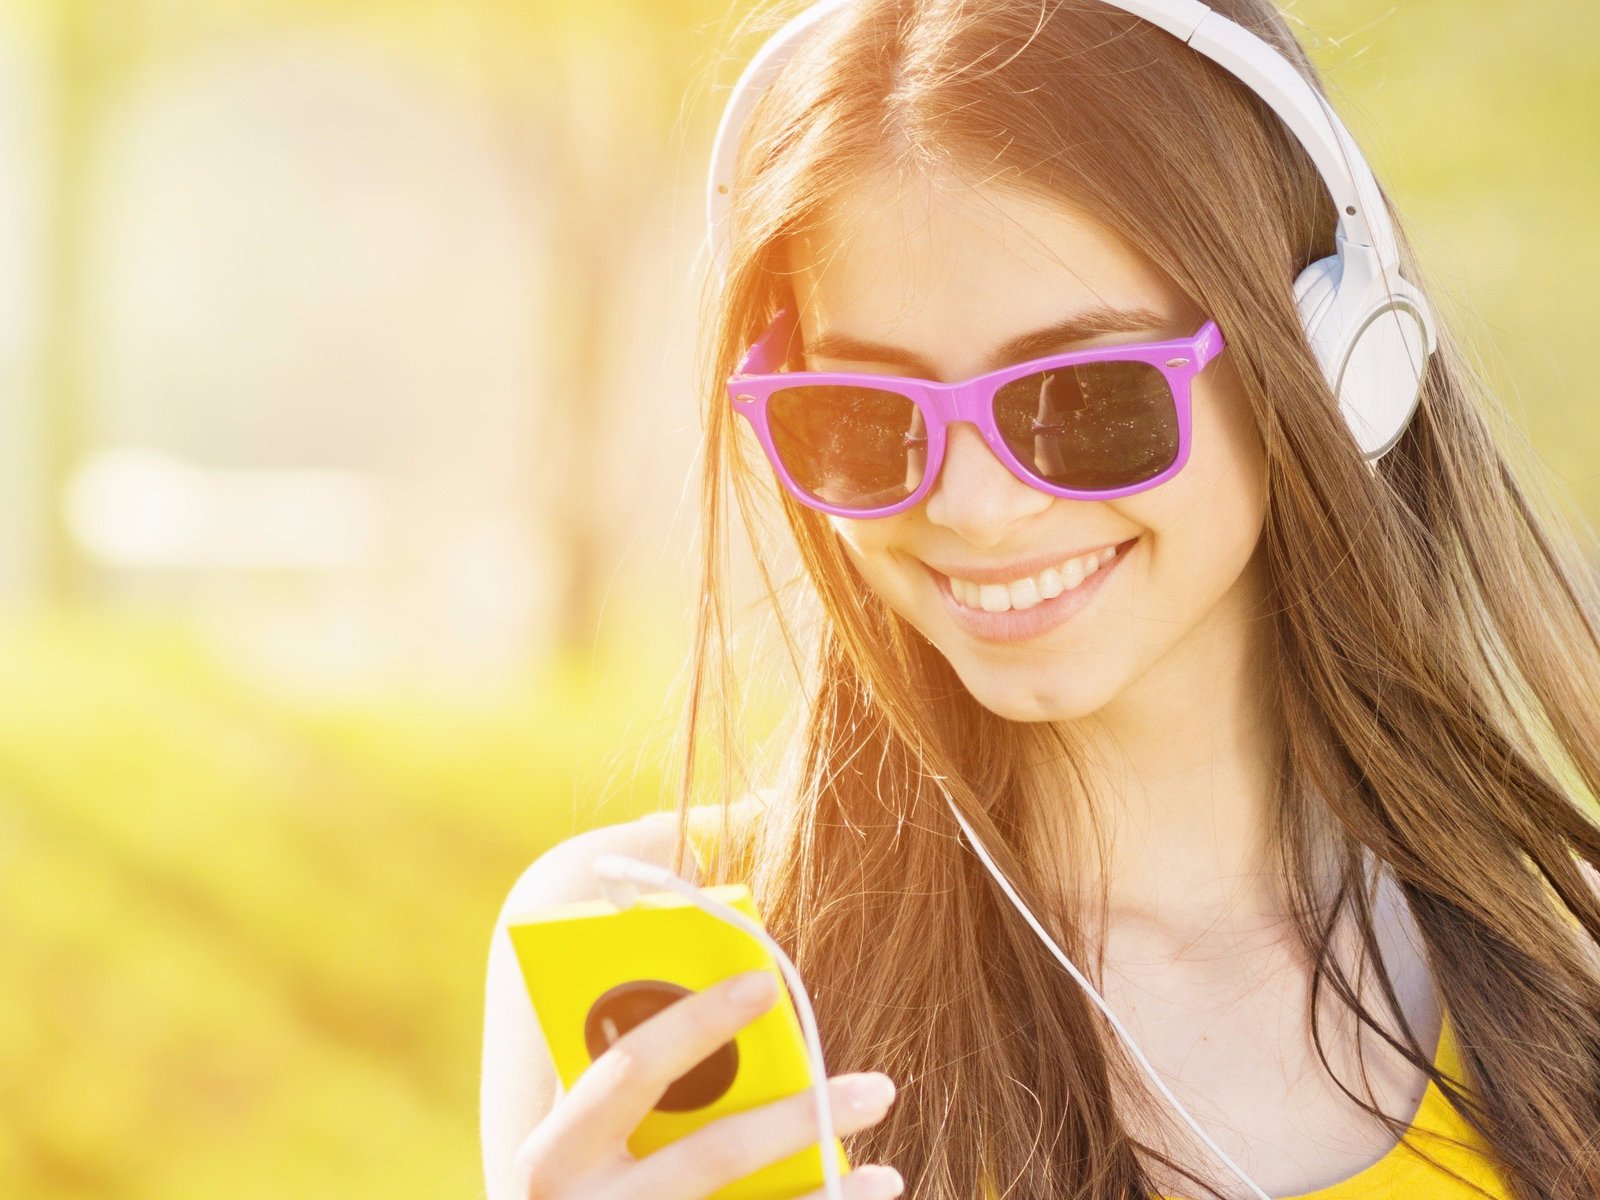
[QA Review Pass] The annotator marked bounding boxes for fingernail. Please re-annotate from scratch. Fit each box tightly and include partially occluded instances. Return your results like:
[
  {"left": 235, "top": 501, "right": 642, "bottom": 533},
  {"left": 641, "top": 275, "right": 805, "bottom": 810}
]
[
  {"left": 854, "top": 1164, "right": 905, "bottom": 1197},
  {"left": 846, "top": 1072, "right": 896, "bottom": 1113},
  {"left": 729, "top": 970, "right": 776, "bottom": 1008}
]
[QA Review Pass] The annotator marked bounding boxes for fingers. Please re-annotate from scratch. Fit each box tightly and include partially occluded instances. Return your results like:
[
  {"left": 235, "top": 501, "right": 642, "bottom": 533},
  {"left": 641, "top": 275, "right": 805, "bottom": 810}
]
[
  {"left": 792, "top": 1164, "right": 907, "bottom": 1200},
  {"left": 517, "top": 969, "right": 781, "bottom": 1187},
  {"left": 620, "top": 1071, "right": 898, "bottom": 1200}
]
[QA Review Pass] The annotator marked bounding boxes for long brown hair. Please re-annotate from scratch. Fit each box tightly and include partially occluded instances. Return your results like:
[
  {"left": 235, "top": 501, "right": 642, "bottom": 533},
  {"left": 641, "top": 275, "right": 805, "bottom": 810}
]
[{"left": 667, "top": 1, "right": 1600, "bottom": 1196}]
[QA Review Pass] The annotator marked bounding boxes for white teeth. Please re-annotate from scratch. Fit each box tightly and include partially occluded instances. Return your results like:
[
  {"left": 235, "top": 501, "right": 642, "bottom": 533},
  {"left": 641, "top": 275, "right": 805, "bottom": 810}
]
[
  {"left": 1008, "top": 576, "right": 1042, "bottom": 609},
  {"left": 978, "top": 583, "right": 1010, "bottom": 613},
  {"left": 946, "top": 543, "right": 1123, "bottom": 613}
]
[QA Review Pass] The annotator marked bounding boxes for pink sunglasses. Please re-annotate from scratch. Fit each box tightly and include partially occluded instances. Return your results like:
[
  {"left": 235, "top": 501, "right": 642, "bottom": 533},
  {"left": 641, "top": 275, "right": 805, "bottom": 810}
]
[{"left": 727, "top": 305, "right": 1227, "bottom": 518}]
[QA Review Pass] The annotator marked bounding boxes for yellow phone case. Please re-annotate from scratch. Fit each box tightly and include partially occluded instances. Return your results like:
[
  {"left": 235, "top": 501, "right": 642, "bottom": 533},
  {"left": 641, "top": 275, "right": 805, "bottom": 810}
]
[{"left": 508, "top": 882, "right": 851, "bottom": 1200}]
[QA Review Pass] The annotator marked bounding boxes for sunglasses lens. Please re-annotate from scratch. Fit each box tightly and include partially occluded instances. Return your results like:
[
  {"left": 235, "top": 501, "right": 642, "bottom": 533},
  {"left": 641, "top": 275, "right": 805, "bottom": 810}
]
[
  {"left": 767, "top": 385, "right": 929, "bottom": 510},
  {"left": 993, "top": 360, "right": 1179, "bottom": 489}
]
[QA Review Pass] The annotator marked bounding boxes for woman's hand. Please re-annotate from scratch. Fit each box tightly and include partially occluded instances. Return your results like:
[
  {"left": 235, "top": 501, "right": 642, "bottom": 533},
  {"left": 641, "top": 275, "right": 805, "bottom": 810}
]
[{"left": 511, "top": 968, "right": 905, "bottom": 1200}]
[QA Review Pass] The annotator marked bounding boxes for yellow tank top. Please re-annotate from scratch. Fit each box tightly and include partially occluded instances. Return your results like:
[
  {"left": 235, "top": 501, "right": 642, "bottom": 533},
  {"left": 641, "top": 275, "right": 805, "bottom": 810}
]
[{"left": 679, "top": 802, "right": 1514, "bottom": 1199}]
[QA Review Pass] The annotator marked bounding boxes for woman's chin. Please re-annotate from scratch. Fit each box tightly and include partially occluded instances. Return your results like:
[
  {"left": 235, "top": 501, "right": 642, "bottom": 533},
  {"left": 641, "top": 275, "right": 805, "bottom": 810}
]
[{"left": 953, "top": 664, "right": 1111, "bottom": 723}]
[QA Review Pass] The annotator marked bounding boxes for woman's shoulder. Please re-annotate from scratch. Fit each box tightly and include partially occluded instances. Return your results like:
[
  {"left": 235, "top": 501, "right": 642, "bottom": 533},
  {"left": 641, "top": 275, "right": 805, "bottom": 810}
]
[
  {"left": 498, "top": 812, "right": 686, "bottom": 917},
  {"left": 637, "top": 790, "right": 776, "bottom": 883},
  {"left": 510, "top": 791, "right": 775, "bottom": 900}
]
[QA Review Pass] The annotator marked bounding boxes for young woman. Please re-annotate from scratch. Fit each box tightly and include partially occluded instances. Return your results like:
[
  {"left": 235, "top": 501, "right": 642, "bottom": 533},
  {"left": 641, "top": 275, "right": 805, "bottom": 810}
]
[{"left": 480, "top": 1, "right": 1600, "bottom": 1197}]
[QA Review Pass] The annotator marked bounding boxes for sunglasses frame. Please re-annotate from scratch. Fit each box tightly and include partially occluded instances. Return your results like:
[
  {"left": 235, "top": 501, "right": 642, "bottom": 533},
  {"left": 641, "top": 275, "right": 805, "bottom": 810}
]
[{"left": 726, "top": 305, "right": 1228, "bottom": 518}]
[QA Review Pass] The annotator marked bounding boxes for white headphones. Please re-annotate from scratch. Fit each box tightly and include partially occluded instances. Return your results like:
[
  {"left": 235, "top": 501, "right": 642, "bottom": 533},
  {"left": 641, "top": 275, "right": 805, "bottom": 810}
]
[{"left": 705, "top": 0, "right": 1440, "bottom": 464}]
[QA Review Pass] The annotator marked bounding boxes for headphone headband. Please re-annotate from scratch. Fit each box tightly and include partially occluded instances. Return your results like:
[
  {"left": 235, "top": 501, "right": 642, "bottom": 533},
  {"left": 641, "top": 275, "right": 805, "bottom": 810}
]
[{"left": 705, "top": 0, "right": 1398, "bottom": 280}]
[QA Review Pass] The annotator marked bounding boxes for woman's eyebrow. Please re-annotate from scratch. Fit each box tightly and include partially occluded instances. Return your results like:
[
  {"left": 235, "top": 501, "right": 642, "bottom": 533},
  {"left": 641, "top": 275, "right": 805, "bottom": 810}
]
[{"left": 803, "top": 303, "right": 1175, "bottom": 374}]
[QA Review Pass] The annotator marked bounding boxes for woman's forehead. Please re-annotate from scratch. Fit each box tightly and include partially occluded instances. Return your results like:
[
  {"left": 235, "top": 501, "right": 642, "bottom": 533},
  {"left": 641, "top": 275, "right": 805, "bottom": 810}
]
[{"left": 779, "top": 169, "right": 1191, "bottom": 369}]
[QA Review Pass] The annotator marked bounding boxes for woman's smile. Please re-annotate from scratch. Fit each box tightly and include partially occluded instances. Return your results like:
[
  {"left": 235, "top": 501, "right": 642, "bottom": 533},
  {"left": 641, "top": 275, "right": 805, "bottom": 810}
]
[{"left": 924, "top": 534, "right": 1138, "bottom": 644}]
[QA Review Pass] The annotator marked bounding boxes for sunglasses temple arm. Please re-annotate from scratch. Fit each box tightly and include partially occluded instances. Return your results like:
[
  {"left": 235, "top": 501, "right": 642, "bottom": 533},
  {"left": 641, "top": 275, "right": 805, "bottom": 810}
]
[
  {"left": 1194, "top": 318, "right": 1227, "bottom": 367},
  {"left": 735, "top": 306, "right": 798, "bottom": 376}
]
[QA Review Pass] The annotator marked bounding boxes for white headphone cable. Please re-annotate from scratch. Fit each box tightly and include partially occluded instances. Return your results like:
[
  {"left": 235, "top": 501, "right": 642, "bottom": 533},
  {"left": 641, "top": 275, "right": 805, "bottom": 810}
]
[{"left": 935, "top": 789, "right": 1275, "bottom": 1200}]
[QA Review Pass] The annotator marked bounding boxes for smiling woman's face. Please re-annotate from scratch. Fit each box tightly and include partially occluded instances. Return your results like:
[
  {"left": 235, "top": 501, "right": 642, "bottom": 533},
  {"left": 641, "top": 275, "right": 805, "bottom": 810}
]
[{"left": 782, "top": 167, "right": 1270, "bottom": 723}]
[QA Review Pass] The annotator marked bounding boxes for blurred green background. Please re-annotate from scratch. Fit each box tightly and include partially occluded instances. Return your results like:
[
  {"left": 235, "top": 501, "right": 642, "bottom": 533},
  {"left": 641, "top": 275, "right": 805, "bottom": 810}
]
[{"left": 0, "top": 1, "right": 1594, "bottom": 1197}]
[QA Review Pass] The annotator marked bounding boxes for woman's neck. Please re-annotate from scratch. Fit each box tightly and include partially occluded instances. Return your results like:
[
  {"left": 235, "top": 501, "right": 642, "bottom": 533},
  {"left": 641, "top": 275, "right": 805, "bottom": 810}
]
[{"left": 1024, "top": 550, "right": 1313, "bottom": 943}]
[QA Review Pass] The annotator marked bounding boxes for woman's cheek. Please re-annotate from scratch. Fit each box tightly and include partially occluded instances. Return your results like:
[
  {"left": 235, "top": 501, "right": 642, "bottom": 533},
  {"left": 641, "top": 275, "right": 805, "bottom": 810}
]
[{"left": 830, "top": 520, "right": 909, "bottom": 601}]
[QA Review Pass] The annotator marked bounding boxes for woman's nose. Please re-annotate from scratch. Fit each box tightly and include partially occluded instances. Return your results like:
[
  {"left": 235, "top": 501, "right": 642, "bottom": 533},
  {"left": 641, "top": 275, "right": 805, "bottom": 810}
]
[{"left": 922, "top": 421, "right": 1052, "bottom": 544}]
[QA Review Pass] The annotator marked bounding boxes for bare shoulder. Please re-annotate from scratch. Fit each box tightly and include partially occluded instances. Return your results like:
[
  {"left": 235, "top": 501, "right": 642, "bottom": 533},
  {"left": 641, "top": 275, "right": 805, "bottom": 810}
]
[
  {"left": 478, "top": 813, "right": 680, "bottom": 1200},
  {"left": 506, "top": 812, "right": 685, "bottom": 911}
]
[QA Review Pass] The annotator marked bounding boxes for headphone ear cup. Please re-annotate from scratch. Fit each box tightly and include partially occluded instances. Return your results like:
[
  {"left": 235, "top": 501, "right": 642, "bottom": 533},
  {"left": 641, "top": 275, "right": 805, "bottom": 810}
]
[
  {"left": 1333, "top": 291, "right": 1432, "bottom": 460},
  {"left": 1292, "top": 254, "right": 1342, "bottom": 323},
  {"left": 1291, "top": 254, "right": 1431, "bottom": 462},
  {"left": 1292, "top": 255, "right": 1343, "bottom": 386}
]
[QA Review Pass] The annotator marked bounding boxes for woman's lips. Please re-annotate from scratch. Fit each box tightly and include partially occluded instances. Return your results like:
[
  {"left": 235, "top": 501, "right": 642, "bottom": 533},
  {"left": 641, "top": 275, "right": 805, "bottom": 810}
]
[{"left": 926, "top": 536, "right": 1136, "bottom": 644}]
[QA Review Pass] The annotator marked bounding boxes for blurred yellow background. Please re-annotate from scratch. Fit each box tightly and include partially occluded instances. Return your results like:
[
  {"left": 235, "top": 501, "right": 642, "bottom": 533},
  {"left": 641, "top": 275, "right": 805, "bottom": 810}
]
[{"left": 0, "top": 1, "right": 1594, "bottom": 1197}]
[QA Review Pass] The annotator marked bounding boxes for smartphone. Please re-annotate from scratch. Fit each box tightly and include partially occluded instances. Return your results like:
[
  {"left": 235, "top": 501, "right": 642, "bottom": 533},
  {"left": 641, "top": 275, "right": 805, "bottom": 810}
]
[{"left": 507, "top": 881, "right": 852, "bottom": 1200}]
